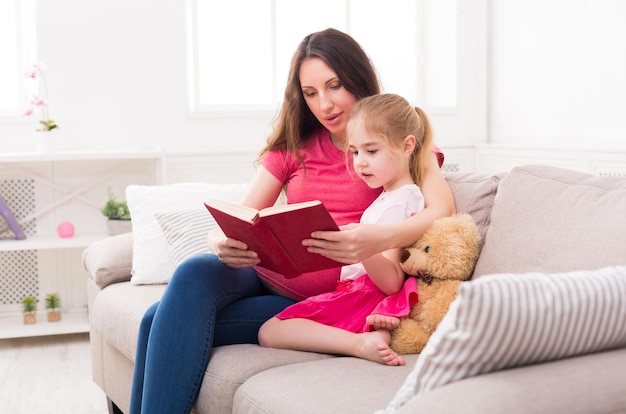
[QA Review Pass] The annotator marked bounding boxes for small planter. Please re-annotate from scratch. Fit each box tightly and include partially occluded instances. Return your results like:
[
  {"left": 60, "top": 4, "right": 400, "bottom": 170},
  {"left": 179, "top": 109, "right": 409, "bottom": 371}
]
[
  {"left": 33, "top": 130, "right": 59, "bottom": 153},
  {"left": 23, "top": 312, "right": 36, "bottom": 324},
  {"left": 22, "top": 295, "right": 37, "bottom": 324},
  {"left": 101, "top": 189, "right": 131, "bottom": 234},
  {"left": 106, "top": 219, "right": 132, "bottom": 235},
  {"left": 45, "top": 293, "right": 61, "bottom": 323},
  {"left": 47, "top": 310, "right": 61, "bottom": 322}
]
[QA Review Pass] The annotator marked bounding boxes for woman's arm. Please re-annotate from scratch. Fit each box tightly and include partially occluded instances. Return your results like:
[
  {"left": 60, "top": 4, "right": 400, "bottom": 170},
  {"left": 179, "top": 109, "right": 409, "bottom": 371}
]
[
  {"left": 304, "top": 151, "right": 456, "bottom": 264},
  {"left": 207, "top": 166, "right": 284, "bottom": 268}
]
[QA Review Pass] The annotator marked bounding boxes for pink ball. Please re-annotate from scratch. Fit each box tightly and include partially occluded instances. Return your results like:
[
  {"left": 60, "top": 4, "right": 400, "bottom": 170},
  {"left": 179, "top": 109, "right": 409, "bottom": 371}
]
[{"left": 57, "top": 221, "right": 75, "bottom": 238}]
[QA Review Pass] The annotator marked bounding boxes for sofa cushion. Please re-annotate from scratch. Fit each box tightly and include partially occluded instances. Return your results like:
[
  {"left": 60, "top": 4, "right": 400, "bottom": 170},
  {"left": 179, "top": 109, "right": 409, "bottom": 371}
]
[
  {"left": 443, "top": 171, "right": 503, "bottom": 250},
  {"left": 473, "top": 164, "right": 626, "bottom": 278},
  {"left": 380, "top": 265, "right": 626, "bottom": 412},
  {"left": 395, "top": 347, "right": 626, "bottom": 414},
  {"left": 199, "top": 345, "right": 334, "bottom": 414},
  {"left": 233, "top": 354, "right": 419, "bottom": 414},
  {"left": 82, "top": 232, "right": 134, "bottom": 288}
]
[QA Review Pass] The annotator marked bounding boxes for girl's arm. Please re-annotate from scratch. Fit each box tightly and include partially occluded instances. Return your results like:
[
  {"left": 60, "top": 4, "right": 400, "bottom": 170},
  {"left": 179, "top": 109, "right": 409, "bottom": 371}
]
[
  {"left": 304, "top": 151, "right": 456, "bottom": 264},
  {"left": 361, "top": 248, "right": 405, "bottom": 295},
  {"left": 207, "top": 166, "right": 284, "bottom": 268}
]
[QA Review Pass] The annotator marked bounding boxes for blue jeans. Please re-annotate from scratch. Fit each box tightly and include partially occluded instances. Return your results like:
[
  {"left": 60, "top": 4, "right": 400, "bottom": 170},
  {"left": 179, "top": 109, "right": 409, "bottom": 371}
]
[{"left": 129, "top": 254, "right": 295, "bottom": 414}]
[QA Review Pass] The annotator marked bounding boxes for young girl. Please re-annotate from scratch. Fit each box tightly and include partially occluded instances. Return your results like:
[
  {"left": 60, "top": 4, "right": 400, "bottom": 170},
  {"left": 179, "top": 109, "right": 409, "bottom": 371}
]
[{"left": 258, "top": 93, "right": 434, "bottom": 366}]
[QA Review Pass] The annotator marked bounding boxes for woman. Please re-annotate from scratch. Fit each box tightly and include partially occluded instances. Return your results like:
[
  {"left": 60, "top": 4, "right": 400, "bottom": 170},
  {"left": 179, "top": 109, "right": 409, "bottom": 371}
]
[{"left": 130, "top": 28, "right": 455, "bottom": 414}]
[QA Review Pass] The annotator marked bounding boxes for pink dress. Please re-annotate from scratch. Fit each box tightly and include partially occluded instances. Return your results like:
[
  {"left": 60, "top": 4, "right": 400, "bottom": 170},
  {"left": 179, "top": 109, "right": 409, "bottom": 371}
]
[
  {"left": 276, "top": 276, "right": 418, "bottom": 333},
  {"left": 275, "top": 185, "right": 424, "bottom": 333}
]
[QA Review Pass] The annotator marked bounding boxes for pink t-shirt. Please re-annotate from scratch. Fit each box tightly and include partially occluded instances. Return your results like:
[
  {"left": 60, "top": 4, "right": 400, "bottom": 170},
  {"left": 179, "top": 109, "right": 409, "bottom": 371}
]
[
  {"left": 258, "top": 129, "right": 380, "bottom": 300},
  {"left": 257, "top": 128, "right": 444, "bottom": 300}
]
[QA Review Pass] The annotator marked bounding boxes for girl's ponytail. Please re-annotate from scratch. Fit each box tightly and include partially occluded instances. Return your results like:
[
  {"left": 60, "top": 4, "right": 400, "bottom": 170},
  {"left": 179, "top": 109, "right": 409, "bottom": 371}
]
[{"left": 412, "top": 106, "right": 433, "bottom": 186}]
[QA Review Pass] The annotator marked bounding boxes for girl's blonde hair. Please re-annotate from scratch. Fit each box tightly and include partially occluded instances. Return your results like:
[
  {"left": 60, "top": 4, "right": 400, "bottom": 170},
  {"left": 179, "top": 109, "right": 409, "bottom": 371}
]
[{"left": 348, "top": 94, "right": 433, "bottom": 186}]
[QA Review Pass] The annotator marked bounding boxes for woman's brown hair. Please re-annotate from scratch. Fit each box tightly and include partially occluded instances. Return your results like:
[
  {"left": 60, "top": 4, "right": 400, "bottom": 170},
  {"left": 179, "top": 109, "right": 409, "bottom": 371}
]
[{"left": 260, "top": 28, "right": 380, "bottom": 160}]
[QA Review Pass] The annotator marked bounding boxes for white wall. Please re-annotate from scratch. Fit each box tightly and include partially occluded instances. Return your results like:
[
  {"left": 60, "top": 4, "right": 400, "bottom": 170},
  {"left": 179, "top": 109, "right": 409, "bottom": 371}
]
[
  {"left": 1, "top": 1, "right": 625, "bottom": 155},
  {"left": 489, "top": 0, "right": 626, "bottom": 150},
  {"left": 2, "top": 0, "right": 274, "bottom": 154}
]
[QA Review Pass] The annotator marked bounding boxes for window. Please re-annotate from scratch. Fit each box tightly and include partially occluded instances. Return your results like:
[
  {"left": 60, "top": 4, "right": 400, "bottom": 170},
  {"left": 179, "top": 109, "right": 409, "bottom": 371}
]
[
  {"left": 187, "top": 0, "right": 485, "bottom": 144},
  {"left": 187, "top": 0, "right": 456, "bottom": 113},
  {"left": 0, "top": 0, "right": 36, "bottom": 117}
]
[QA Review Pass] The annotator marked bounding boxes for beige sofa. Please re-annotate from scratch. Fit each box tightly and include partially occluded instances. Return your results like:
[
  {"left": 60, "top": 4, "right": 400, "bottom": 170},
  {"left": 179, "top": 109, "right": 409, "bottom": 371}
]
[{"left": 83, "top": 165, "right": 626, "bottom": 414}]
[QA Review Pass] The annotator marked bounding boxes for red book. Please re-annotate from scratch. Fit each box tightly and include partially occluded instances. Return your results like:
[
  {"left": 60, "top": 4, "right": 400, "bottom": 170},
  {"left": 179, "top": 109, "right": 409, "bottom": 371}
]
[
  {"left": 0, "top": 195, "right": 26, "bottom": 240},
  {"left": 205, "top": 199, "right": 342, "bottom": 278}
]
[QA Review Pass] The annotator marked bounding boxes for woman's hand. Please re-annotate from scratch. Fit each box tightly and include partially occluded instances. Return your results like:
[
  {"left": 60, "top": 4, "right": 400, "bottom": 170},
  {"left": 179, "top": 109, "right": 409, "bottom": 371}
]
[
  {"left": 207, "top": 228, "right": 260, "bottom": 268},
  {"left": 303, "top": 223, "right": 390, "bottom": 264},
  {"left": 205, "top": 165, "right": 284, "bottom": 269}
]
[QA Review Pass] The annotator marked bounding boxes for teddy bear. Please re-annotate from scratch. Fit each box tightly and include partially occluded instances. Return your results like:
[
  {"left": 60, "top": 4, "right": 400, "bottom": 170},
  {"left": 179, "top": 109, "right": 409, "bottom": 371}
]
[{"left": 389, "top": 213, "right": 481, "bottom": 355}]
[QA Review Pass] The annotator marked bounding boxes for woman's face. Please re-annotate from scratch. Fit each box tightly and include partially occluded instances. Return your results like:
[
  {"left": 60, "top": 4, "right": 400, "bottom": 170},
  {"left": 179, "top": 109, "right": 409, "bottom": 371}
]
[{"left": 299, "top": 57, "right": 358, "bottom": 143}]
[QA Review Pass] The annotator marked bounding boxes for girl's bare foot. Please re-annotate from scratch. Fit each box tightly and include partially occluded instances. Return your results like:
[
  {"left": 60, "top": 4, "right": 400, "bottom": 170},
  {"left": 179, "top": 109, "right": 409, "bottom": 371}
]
[
  {"left": 358, "top": 330, "right": 405, "bottom": 366},
  {"left": 366, "top": 314, "right": 400, "bottom": 330}
]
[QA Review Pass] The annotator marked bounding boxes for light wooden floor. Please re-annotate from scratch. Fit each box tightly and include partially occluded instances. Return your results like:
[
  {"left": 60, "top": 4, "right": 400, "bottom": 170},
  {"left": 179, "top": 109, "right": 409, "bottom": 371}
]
[{"left": 0, "top": 333, "right": 109, "bottom": 414}]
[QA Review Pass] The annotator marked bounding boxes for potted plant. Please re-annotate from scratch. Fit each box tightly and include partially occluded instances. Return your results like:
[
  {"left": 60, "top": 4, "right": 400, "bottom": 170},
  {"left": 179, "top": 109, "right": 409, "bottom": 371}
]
[
  {"left": 101, "top": 188, "right": 132, "bottom": 235},
  {"left": 45, "top": 292, "right": 61, "bottom": 322},
  {"left": 24, "top": 63, "right": 60, "bottom": 153},
  {"left": 21, "top": 295, "right": 37, "bottom": 324}
]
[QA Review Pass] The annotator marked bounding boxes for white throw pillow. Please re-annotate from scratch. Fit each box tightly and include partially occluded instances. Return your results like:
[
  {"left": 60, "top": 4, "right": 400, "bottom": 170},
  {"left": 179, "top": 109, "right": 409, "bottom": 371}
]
[
  {"left": 126, "top": 183, "right": 248, "bottom": 285},
  {"left": 380, "top": 266, "right": 626, "bottom": 413}
]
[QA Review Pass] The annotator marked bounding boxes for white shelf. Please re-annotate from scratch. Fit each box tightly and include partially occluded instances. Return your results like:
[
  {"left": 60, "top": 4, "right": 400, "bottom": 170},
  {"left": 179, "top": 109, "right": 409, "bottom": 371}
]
[
  {"left": 0, "top": 151, "right": 162, "bottom": 339},
  {"left": 0, "top": 149, "right": 164, "bottom": 163},
  {"left": 0, "top": 309, "right": 89, "bottom": 339},
  {"left": 0, "top": 234, "right": 108, "bottom": 252}
]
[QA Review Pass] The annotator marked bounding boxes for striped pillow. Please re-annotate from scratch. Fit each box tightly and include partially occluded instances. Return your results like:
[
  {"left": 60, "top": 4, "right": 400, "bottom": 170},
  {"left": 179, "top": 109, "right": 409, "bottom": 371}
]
[
  {"left": 156, "top": 208, "right": 217, "bottom": 265},
  {"left": 381, "top": 266, "right": 626, "bottom": 413}
]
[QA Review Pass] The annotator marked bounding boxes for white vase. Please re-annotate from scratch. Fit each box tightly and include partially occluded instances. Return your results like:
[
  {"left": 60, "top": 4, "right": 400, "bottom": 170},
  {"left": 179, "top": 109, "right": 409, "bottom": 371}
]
[
  {"left": 34, "top": 130, "right": 59, "bottom": 153},
  {"left": 106, "top": 219, "right": 132, "bottom": 235}
]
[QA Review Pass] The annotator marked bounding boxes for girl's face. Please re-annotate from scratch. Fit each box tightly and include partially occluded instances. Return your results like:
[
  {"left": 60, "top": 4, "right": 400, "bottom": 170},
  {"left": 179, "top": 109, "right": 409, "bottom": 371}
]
[
  {"left": 348, "top": 119, "right": 415, "bottom": 191},
  {"left": 299, "top": 57, "right": 358, "bottom": 144}
]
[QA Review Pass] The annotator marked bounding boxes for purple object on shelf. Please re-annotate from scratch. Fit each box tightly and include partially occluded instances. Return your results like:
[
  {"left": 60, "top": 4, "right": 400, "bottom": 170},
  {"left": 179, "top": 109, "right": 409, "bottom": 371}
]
[{"left": 0, "top": 195, "right": 26, "bottom": 240}]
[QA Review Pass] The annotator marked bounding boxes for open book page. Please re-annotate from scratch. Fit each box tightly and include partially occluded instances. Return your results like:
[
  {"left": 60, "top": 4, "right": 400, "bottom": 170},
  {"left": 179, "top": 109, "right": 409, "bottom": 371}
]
[
  {"left": 203, "top": 200, "right": 259, "bottom": 223},
  {"left": 204, "top": 199, "right": 324, "bottom": 223},
  {"left": 258, "top": 200, "right": 324, "bottom": 216}
]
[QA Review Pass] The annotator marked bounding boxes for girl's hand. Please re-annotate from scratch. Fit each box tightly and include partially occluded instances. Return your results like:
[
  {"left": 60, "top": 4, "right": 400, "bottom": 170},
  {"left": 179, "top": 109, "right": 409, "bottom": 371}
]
[
  {"left": 305, "top": 149, "right": 455, "bottom": 266},
  {"left": 303, "top": 223, "right": 389, "bottom": 264},
  {"left": 207, "top": 228, "right": 260, "bottom": 268}
]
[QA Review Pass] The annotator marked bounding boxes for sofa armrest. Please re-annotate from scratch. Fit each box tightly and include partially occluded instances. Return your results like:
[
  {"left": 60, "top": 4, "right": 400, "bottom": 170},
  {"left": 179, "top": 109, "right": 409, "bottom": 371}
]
[{"left": 82, "top": 232, "right": 134, "bottom": 288}]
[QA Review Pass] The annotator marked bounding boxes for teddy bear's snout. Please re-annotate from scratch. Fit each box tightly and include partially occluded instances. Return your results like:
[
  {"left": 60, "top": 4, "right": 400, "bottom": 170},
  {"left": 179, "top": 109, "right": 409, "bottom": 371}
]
[{"left": 400, "top": 250, "right": 411, "bottom": 263}]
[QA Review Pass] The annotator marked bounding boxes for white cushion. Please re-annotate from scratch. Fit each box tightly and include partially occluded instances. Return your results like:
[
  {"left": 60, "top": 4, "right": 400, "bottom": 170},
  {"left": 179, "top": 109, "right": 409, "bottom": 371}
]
[
  {"left": 126, "top": 183, "right": 247, "bottom": 285},
  {"left": 381, "top": 266, "right": 626, "bottom": 413}
]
